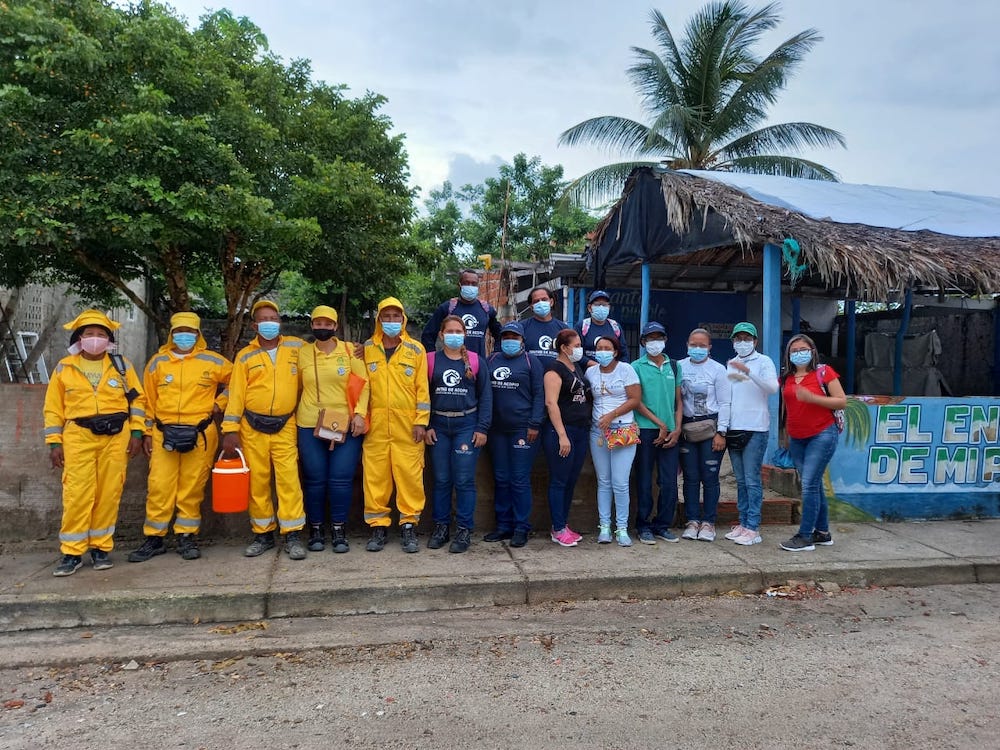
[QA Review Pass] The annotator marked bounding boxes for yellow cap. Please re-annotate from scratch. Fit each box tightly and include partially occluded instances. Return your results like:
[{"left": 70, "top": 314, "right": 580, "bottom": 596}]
[
  {"left": 310, "top": 305, "right": 339, "bottom": 323},
  {"left": 170, "top": 311, "right": 201, "bottom": 331},
  {"left": 251, "top": 299, "right": 279, "bottom": 316},
  {"left": 62, "top": 309, "right": 120, "bottom": 333}
]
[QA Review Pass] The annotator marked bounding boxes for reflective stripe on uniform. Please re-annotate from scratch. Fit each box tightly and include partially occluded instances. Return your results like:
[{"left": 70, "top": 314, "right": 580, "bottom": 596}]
[
  {"left": 174, "top": 516, "right": 199, "bottom": 530},
  {"left": 278, "top": 515, "right": 305, "bottom": 530},
  {"left": 144, "top": 518, "right": 169, "bottom": 531},
  {"left": 89, "top": 525, "right": 116, "bottom": 537},
  {"left": 59, "top": 530, "right": 89, "bottom": 542},
  {"left": 195, "top": 352, "right": 225, "bottom": 366},
  {"left": 44, "top": 426, "right": 63, "bottom": 436},
  {"left": 251, "top": 515, "right": 275, "bottom": 528}
]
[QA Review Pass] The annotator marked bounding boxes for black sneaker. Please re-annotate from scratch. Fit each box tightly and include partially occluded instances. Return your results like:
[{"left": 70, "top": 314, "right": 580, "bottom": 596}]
[
  {"left": 331, "top": 524, "right": 349, "bottom": 553},
  {"left": 812, "top": 530, "right": 834, "bottom": 546},
  {"left": 483, "top": 529, "right": 513, "bottom": 542},
  {"left": 285, "top": 531, "right": 307, "bottom": 560},
  {"left": 91, "top": 549, "right": 113, "bottom": 570},
  {"left": 307, "top": 525, "right": 325, "bottom": 552},
  {"left": 449, "top": 527, "right": 472, "bottom": 554},
  {"left": 366, "top": 526, "right": 387, "bottom": 552},
  {"left": 128, "top": 535, "right": 166, "bottom": 563},
  {"left": 780, "top": 534, "right": 816, "bottom": 552},
  {"left": 400, "top": 523, "right": 419, "bottom": 553},
  {"left": 509, "top": 530, "right": 528, "bottom": 548},
  {"left": 177, "top": 534, "right": 201, "bottom": 560},
  {"left": 427, "top": 523, "right": 450, "bottom": 549},
  {"left": 53, "top": 554, "right": 82, "bottom": 577},
  {"left": 244, "top": 531, "right": 276, "bottom": 557}
]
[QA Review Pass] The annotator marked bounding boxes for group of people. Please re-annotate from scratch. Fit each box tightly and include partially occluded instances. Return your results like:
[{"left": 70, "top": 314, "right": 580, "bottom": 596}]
[{"left": 42, "top": 271, "right": 847, "bottom": 577}]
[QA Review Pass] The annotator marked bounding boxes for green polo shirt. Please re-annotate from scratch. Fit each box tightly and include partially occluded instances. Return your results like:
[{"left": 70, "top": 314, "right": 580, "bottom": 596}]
[{"left": 631, "top": 355, "right": 678, "bottom": 430}]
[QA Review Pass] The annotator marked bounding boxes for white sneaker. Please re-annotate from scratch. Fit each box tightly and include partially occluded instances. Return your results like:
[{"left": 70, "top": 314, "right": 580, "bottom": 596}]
[
  {"left": 724, "top": 524, "right": 745, "bottom": 540},
  {"left": 697, "top": 523, "right": 716, "bottom": 542},
  {"left": 681, "top": 521, "right": 700, "bottom": 540},
  {"left": 615, "top": 529, "right": 633, "bottom": 547},
  {"left": 733, "top": 528, "right": 762, "bottom": 546}
]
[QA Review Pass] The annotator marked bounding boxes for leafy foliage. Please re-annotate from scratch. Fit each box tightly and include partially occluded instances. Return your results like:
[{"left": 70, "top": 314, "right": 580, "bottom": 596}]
[{"left": 559, "top": 2, "right": 846, "bottom": 206}]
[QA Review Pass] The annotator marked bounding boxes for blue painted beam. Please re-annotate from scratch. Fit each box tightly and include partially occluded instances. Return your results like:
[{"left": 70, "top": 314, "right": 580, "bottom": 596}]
[
  {"left": 893, "top": 288, "right": 913, "bottom": 396},
  {"left": 791, "top": 297, "right": 801, "bottom": 335},
  {"left": 579, "top": 287, "right": 587, "bottom": 322},
  {"left": 845, "top": 299, "right": 857, "bottom": 395},
  {"left": 566, "top": 287, "right": 575, "bottom": 326},
  {"left": 763, "top": 243, "right": 782, "bottom": 461},
  {"left": 639, "top": 263, "right": 651, "bottom": 354}
]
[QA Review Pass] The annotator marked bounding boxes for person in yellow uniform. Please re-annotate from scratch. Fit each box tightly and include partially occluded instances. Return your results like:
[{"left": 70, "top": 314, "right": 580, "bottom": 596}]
[
  {"left": 362, "top": 297, "right": 430, "bottom": 553},
  {"left": 128, "top": 312, "right": 232, "bottom": 563},
  {"left": 296, "top": 305, "right": 369, "bottom": 553},
  {"left": 221, "top": 300, "right": 307, "bottom": 559},
  {"left": 43, "top": 310, "right": 146, "bottom": 577}
]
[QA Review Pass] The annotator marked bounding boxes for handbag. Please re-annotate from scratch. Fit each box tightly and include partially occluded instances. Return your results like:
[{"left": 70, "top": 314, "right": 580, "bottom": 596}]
[
  {"left": 725, "top": 430, "right": 752, "bottom": 450},
  {"left": 604, "top": 422, "right": 640, "bottom": 449},
  {"left": 817, "top": 364, "right": 846, "bottom": 433},
  {"left": 315, "top": 408, "right": 350, "bottom": 443},
  {"left": 681, "top": 417, "right": 717, "bottom": 443}
]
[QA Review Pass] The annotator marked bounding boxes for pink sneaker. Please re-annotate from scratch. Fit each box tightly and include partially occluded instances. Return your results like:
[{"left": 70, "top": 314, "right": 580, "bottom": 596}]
[
  {"left": 733, "top": 528, "right": 762, "bottom": 546},
  {"left": 565, "top": 526, "right": 583, "bottom": 543},
  {"left": 724, "top": 524, "right": 745, "bottom": 540},
  {"left": 550, "top": 528, "right": 579, "bottom": 547}
]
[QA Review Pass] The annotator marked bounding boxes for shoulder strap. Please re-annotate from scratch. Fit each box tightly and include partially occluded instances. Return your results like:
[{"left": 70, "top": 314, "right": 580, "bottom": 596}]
[
  {"left": 479, "top": 299, "right": 490, "bottom": 314},
  {"left": 427, "top": 351, "right": 436, "bottom": 381},
  {"left": 446, "top": 298, "right": 458, "bottom": 315},
  {"left": 580, "top": 318, "right": 590, "bottom": 337},
  {"left": 469, "top": 351, "right": 479, "bottom": 377},
  {"left": 668, "top": 357, "right": 678, "bottom": 379},
  {"left": 609, "top": 319, "right": 622, "bottom": 337},
  {"left": 108, "top": 352, "right": 138, "bottom": 404}
]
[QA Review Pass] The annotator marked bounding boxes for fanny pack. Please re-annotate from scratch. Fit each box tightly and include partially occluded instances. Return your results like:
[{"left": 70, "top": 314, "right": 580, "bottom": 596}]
[
  {"left": 75, "top": 412, "right": 129, "bottom": 436},
  {"left": 156, "top": 416, "right": 213, "bottom": 453},
  {"left": 725, "top": 430, "right": 752, "bottom": 450},
  {"left": 604, "top": 422, "right": 640, "bottom": 449},
  {"left": 244, "top": 409, "right": 292, "bottom": 435},
  {"left": 681, "top": 414, "right": 718, "bottom": 443}
]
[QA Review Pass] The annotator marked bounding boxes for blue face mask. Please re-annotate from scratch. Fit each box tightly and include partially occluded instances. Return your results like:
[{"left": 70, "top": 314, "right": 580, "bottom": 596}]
[
  {"left": 501, "top": 339, "right": 522, "bottom": 357},
  {"left": 590, "top": 305, "right": 610, "bottom": 322},
  {"left": 257, "top": 321, "right": 280, "bottom": 341},
  {"left": 381, "top": 321, "right": 402, "bottom": 338},
  {"left": 459, "top": 285, "right": 478, "bottom": 302},
  {"left": 790, "top": 350, "right": 813, "bottom": 367},
  {"left": 443, "top": 333, "right": 465, "bottom": 349},
  {"left": 532, "top": 301, "right": 551, "bottom": 317},
  {"left": 172, "top": 332, "right": 197, "bottom": 352},
  {"left": 687, "top": 346, "right": 709, "bottom": 362},
  {"left": 594, "top": 351, "right": 615, "bottom": 367}
]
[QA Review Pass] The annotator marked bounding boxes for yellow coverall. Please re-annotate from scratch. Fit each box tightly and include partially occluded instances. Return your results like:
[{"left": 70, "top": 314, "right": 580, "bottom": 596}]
[
  {"left": 222, "top": 336, "right": 305, "bottom": 534},
  {"left": 44, "top": 354, "right": 147, "bottom": 555},
  {"left": 362, "top": 298, "right": 430, "bottom": 527},
  {"left": 143, "top": 338, "right": 232, "bottom": 536}
]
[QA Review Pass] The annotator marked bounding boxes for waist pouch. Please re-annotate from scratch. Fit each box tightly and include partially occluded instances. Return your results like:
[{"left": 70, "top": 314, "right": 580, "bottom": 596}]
[
  {"left": 244, "top": 409, "right": 292, "bottom": 435},
  {"left": 75, "top": 413, "right": 129, "bottom": 436},
  {"left": 681, "top": 414, "right": 718, "bottom": 443},
  {"left": 725, "top": 430, "right": 753, "bottom": 451},
  {"left": 156, "top": 417, "right": 213, "bottom": 453}
]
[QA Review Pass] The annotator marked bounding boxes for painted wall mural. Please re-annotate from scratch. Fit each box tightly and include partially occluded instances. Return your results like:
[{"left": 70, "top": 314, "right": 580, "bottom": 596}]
[{"left": 827, "top": 397, "right": 1000, "bottom": 520}]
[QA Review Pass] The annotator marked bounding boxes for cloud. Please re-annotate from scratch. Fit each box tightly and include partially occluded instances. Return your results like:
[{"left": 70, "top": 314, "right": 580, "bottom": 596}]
[{"left": 444, "top": 153, "right": 505, "bottom": 189}]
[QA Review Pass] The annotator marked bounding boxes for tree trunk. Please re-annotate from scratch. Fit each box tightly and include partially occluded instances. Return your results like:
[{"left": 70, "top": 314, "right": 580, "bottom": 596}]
[
  {"left": 72, "top": 248, "right": 166, "bottom": 331},
  {"left": 219, "top": 231, "right": 265, "bottom": 361},
  {"left": 21, "top": 295, "right": 68, "bottom": 375}
]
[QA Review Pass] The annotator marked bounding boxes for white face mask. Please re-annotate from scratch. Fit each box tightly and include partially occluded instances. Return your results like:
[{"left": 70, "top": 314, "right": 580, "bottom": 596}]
[
  {"left": 733, "top": 340, "right": 755, "bottom": 357},
  {"left": 568, "top": 346, "right": 584, "bottom": 363},
  {"left": 644, "top": 340, "right": 665, "bottom": 357}
]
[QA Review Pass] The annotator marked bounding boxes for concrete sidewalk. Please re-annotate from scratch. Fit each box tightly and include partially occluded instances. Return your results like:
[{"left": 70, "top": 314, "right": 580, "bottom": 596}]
[{"left": 1, "top": 520, "right": 998, "bottom": 633}]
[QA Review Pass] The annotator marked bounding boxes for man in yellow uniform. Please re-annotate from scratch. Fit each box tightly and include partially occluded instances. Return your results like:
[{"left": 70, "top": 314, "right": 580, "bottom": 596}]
[
  {"left": 222, "top": 300, "right": 307, "bottom": 559},
  {"left": 128, "top": 312, "right": 232, "bottom": 563},
  {"left": 43, "top": 310, "right": 146, "bottom": 576},
  {"left": 362, "top": 297, "right": 430, "bottom": 553}
]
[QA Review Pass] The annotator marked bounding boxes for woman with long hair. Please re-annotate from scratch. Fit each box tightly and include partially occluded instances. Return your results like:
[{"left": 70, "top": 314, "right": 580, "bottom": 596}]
[
  {"left": 779, "top": 334, "right": 846, "bottom": 552},
  {"left": 425, "top": 315, "right": 492, "bottom": 554},
  {"left": 541, "top": 329, "right": 591, "bottom": 547}
]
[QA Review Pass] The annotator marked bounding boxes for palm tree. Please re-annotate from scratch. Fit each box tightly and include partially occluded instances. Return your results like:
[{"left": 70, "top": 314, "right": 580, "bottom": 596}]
[{"left": 560, "top": 2, "right": 846, "bottom": 206}]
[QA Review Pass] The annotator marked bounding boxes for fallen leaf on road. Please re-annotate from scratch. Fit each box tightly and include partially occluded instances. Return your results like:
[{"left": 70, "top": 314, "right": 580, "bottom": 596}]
[
  {"left": 80, "top": 632, "right": 94, "bottom": 639},
  {"left": 4, "top": 700, "right": 25, "bottom": 709},
  {"left": 208, "top": 621, "right": 267, "bottom": 635}
]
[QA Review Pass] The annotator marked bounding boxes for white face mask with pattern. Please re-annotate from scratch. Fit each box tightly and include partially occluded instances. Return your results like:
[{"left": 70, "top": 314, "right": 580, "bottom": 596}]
[
  {"left": 733, "top": 340, "right": 755, "bottom": 357},
  {"left": 644, "top": 340, "right": 665, "bottom": 357}
]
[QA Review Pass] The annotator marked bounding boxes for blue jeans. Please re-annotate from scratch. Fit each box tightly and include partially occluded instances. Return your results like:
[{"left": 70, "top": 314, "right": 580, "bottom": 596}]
[
  {"left": 590, "top": 425, "right": 637, "bottom": 530},
  {"left": 541, "top": 422, "right": 590, "bottom": 531},
  {"left": 680, "top": 437, "right": 723, "bottom": 524},
  {"left": 634, "top": 428, "right": 679, "bottom": 533},
  {"left": 789, "top": 423, "right": 839, "bottom": 537},
  {"left": 489, "top": 428, "right": 541, "bottom": 533},
  {"left": 728, "top": 431, "right": 768, "bottom": 531},
  {"left": 297, "top": 427, "right": 363, "bottom": 525},
  {"left": 429, "top": 413, "right": 480, "bottom": 529}
]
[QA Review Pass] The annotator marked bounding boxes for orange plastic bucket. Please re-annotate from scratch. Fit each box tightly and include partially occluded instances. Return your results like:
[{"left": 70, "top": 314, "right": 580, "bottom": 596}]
[{"left": 211, "top": 448, "right": 250, "bottom": 513}]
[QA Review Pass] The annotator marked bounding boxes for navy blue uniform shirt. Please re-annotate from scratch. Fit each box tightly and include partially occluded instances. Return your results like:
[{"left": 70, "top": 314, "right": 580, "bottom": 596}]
[
  {"left": 487, "top": 350, "right": 545, "bottom": 432},
  {"left": 428, "top": 351, "right": 492, "bottom": 434},
  {"left": 421, "top": 298, "right": 502, "bottom": 358}
]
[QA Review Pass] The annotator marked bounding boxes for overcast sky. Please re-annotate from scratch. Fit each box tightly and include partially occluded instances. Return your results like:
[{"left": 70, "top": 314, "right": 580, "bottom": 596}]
[{"left": 165, "top": 0, "right": 1000, "bottom": 200}]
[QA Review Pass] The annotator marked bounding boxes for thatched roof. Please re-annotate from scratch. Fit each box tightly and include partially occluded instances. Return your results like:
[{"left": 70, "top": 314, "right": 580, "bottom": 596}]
[{"left": 583, "top": 168, "right": 1000, "bottom": 301}]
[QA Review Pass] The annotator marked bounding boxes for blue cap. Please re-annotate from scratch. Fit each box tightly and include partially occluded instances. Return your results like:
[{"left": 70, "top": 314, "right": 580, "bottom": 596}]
[
  {"left": 500, "top": 321, "right": 524, "bottom": 337},
  {"left": 588, "top": 290, "right": 611, "bottom": 303},
  {"left": 641, "top": 322, "right": 666, "bottom": 338}
]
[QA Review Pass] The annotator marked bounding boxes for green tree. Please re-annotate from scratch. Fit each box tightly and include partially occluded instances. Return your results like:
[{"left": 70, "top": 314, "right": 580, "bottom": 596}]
[{"left": 559, "top": 2, "right": 846, "bottom": 206}]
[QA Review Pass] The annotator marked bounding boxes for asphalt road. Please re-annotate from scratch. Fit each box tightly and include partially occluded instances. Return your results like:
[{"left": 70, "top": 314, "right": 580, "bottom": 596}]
[{"left": 2, "top": 583, "right": 997, "bottom": 749}]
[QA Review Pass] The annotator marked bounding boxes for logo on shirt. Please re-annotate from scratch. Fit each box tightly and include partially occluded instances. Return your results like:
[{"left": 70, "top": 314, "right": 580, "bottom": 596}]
[
  {"left": 538, "top": 335, "right": 554, "bottom": 351},
  {"left": 164, "top": 374, "right": 173, "bottom": 384},
  {"left": 492, "top": 367, "right": 512, "bottom": 381},
  {"left": 462, "top": 314, "right": 478, "bottom": 331},
  {"left": 369, "top": 363, "right": 377, "bottom": 372},
  {"left": 442, "top": 369, "right": 462, "bottom": 387},
  {"left": 108, "top": 378, "right": 119, "bottom": 388},
  {"left": 338, "top": 366, "right": 347, "bottom": 376}
]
